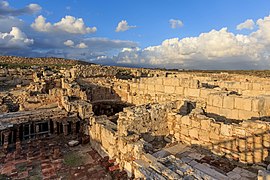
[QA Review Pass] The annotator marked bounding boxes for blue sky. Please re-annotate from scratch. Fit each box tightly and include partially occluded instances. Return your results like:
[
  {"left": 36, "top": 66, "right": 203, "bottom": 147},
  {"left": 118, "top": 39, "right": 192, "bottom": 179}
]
[{"left": 1, "top": 0, "right": 270, "bottom": 69}]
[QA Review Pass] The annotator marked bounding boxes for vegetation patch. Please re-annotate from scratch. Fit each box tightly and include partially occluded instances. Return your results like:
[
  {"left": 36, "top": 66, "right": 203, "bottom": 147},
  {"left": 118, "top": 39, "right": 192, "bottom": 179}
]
[{"left": 63, "top": 152, "right": 85, "bottom": 167}]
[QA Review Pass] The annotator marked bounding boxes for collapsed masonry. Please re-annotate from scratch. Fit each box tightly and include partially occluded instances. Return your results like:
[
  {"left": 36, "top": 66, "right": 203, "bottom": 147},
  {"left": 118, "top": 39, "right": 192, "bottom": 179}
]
[{"left": 1, "top": 62, "right": 270, "bottom": 179}]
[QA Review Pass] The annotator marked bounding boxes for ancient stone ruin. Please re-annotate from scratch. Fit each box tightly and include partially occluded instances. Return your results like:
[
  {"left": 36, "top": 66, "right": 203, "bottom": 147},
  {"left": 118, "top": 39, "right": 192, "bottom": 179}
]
[{"left": 1, "top": 56, "right": 270, "bottom": 179}]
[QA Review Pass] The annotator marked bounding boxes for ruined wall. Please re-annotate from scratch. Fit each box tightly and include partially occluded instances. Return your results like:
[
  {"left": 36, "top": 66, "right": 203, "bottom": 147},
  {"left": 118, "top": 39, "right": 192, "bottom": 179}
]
[
  {"left": 114, "top": 77, "right": 208, "bottom": 105},
  {"left": 206, "top": 93, "right": 270, "bottom": 120},
  {"left": 0, "top": 67, "right": 33, "bottom": 87},
  {"left": 88, "top": 115, "right": 146, "bottom": 176},
  {"left": 168, "top": 108, "right": 270, "bottom": 164},
  {"left": 204, "top": 80, "right": 270, "bottom": 97},
  {"left": 118, "top": 101, "right": 179, "bottom": 137},
  {"left": 112, "top": 77, "right": 270, "bottom": 120}
]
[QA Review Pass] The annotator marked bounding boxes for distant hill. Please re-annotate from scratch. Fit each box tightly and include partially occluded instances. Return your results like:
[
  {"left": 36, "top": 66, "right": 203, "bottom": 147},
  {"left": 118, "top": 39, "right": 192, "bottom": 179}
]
[{"left": 0, "top": 56, "right": 92, "bottom": 67}]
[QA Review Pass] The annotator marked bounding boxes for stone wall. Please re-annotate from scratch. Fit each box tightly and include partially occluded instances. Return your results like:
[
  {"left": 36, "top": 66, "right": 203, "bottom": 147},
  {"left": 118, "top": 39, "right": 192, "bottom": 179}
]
[
  {"left": 168, "top": 107, "right": 270, "bottom": 164},
  {"left": 118, "top": 101, "right": 179, "bottom": 137},
  {"left": 0, "top": 67, "right": 33, "bottom": 86},
  {"left": 206, "top": 93, "right": 270, "bottom": 120},
  {"left": 204, "top": 79, "right": 270, "bottom": 97},
  {"left": 88, "top": 115, "right": 146, "bottom": 176},
  {"left": 111, "top": 77, "right": 270, "bottom": 120}
]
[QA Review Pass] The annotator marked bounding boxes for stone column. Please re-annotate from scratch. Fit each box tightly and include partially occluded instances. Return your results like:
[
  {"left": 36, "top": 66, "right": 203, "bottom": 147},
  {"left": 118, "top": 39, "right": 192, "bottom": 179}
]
[
  {"left": 16, "top": 141, "right": 21, "bottom": 155},
  {"left": 10, "top": 130, "right": 14, "bottom": 144},
  {"left": 72, "top": 122, "right": 77, "bottom": 136},
  {"left": 27, "top": 140, "right": 33, "bottom": 159},
  {"left": 29, "top": 123, "right": 32, "bottom": 139},
  {"left": 79, "top": 122, "right": 83, "bottom": 139},
  {"left": 15, "top": 125, "right": 21, "bottom": 155},
  {"left": 48, "top": 120, "right": 51, "bottom": 136},
  {"left": 35, "top": 123, "right": 39, "bottom": 139},
  {"left": 53, "top": 121, "right": 58, "bottom": 135},
  {"left": 0, "top": 131, "right": 2, "bottom": 146},
  {"left": 16, "top": 125, "right": 20, "bottom": 141},
  {"left": 22, "top": 124, "right": 25, "bottom": 140},
  {"left": 3, "top": 130, "right": 10, "bottom": 153},
  {"left": 63, "top": 122, "right": 68, "bottom": 136}
]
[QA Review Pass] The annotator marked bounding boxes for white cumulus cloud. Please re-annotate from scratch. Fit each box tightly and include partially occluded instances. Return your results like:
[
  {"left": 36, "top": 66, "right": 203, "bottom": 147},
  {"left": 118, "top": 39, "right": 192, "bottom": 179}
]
[
  {"left": 0, "top": 1, "right": 41, "bottom": 16},
  {"left": 169, "top": 19, "right": 183, "bottom": 29},
  {"left": 31, "top": 15, "right": 97, "bottom": 34},
  {"left": 237, "top": 19, "right": 255, "bottom": 30},
  {"left": 115, "top": 20, "right": 136, "bottom": 32},
  {"left": 0, "top": 27, "right": 33, "bottom": 48},
  {"left": 76, "top": 42, "right": 88, "bottom": 49},
  {"left": 63, "top": 40, "right": 74, "bottom": 47},
  {"left": 64, "top": 40, "right": 88, "bottom": 49},
  {"left": 115, "top": 15, "right": 270, "bottom": 69}
]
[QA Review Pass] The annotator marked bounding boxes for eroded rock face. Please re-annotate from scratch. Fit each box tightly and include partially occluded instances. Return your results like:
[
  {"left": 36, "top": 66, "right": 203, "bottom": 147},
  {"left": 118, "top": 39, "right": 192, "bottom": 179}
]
[{"left": 1, "top": 56, "right": 270, "bottom": 179}]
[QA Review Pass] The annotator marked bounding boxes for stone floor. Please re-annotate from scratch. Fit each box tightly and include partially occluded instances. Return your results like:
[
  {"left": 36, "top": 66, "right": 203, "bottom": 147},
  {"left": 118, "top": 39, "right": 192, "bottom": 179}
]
[
  {"left": 0, "top": 137, "right": 128, "bottom": 180},
  {"left": 146, "top": 142, "right": 259, "bottom": 179}
]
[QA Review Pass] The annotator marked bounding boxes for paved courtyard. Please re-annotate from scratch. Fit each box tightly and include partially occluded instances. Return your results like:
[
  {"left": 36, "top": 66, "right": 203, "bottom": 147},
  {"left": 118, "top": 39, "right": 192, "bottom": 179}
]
[{"left": 0, "top": 137, "right": 128, "bottom": 179}]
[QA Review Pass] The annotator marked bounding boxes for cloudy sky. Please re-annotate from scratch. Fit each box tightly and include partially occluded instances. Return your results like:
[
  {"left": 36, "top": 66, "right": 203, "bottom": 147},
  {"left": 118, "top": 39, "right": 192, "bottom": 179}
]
[{"left": 1, "top": 0, "right": 270, "bottom": 69}]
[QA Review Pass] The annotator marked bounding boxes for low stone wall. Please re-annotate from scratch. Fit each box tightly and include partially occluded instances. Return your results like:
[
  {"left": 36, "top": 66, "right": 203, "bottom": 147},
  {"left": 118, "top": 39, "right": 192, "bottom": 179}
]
[
  {"left": 206, "top": 93, "right": 270, "bottom": 120},
  {"left": 88, "top": 115, "right": 146, "bottom": 176},
  {"left": 205, "top": 80, "right": 270, "bottom": 97},
  {"left": 168, "top": 108, "right": 270, "bottom": 163},
  {"left": 0, "top": 67, "right": 33, "bottom": 86}
]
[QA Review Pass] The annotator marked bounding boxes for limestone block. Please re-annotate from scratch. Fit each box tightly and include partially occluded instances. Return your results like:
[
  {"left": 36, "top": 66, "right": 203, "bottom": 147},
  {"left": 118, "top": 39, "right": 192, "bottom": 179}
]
[
  {"left": 209, "top": 131, "right": 220, "bottom": 141},
  {"left": 189, "top": 128, "right": 199, "bottom": 139},
  {"left": 262, "top": 84, "right": 270, "bottom": 91},
  {"left": 189, "top": 80, "right": 200, "bottom": 89},
  {"left": 261, "top": 96, "right": 270, "bottom": 116},
  {"left": 253, "top": 149, "right": 268, "bottom": 163},
  {"left": 147, "top": 84, "right": 155, "bottom": 92},
  {"left": 212, "top": 95, "right": 223, "bottom": 108},
  {"left": 251, "top": 83, "right": 261, "bottom": 91},
  {"left": 219, "top": 108, "right": 233, "bottom": 119},
  {"left": 180, "top": 126, "right": 189, "bottom": 136},
  {"left": 198, "top": 130, "right": 210, "bottom": 141},
  {"left": 181, "top": 116, "right": 191, "bottom": 126},
  {"left": 206, "top": 105, "right": 220, "bottom": 115},
  {"left": 232, "top": 127, "right": 246, "bottom": 137},
  {"left": 155, "top": 78, "right": 163, "bottom": 85},
  {"left": 220, "top": 124, "right": 232, "bottom": 136},
  {"left": 171, "top": 78, "right": 180, "bottom": 86},
  {"left": 139, "top": 83, "right": 146, "bottom": 90},
  {"left": 238, "top": 110, "right": 259, "bottom": 120},
  {"left": 252, "top": 98, "right": 264, "bottom": 112},
  {"left": 155, "top": 84, "right": 164, "bottom": 92},
  {"left": 223, "top": 96, "right": 234, "bottom": 109},
  {"left": 263, "top": 133, "right": 270, "bottom": 143},
  {"left": 164, "top": 85, "right": 175, "bottom": 94},
  {"left": 229, "top": 109, "right": 239, "bottom": 120},
  {"left": 201, "top": 119, "right": 211, "bottom": 130},
  {"left": 191, "top": 120, "right": 200, "bottom": 128},
  {"left": 200, "top": 89, "right": 211, "bottom": 99},
  {"left": 175, "top": 86, "right": 184, "bottom": 95},
  {"left": 234, "top": 97, "right": 252, "bottom": 111},
  {"left": 207, "top": 94, "right": 214, "bottom": 106},
  {"left": 186, "top": 88, "right": 200, "bottom": 98},
  {"left": 211, "top": 122, "right": 221, "bottom": 134},
  {"left": 163, "top": 78, "right": 174, "bottom": 86}
]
